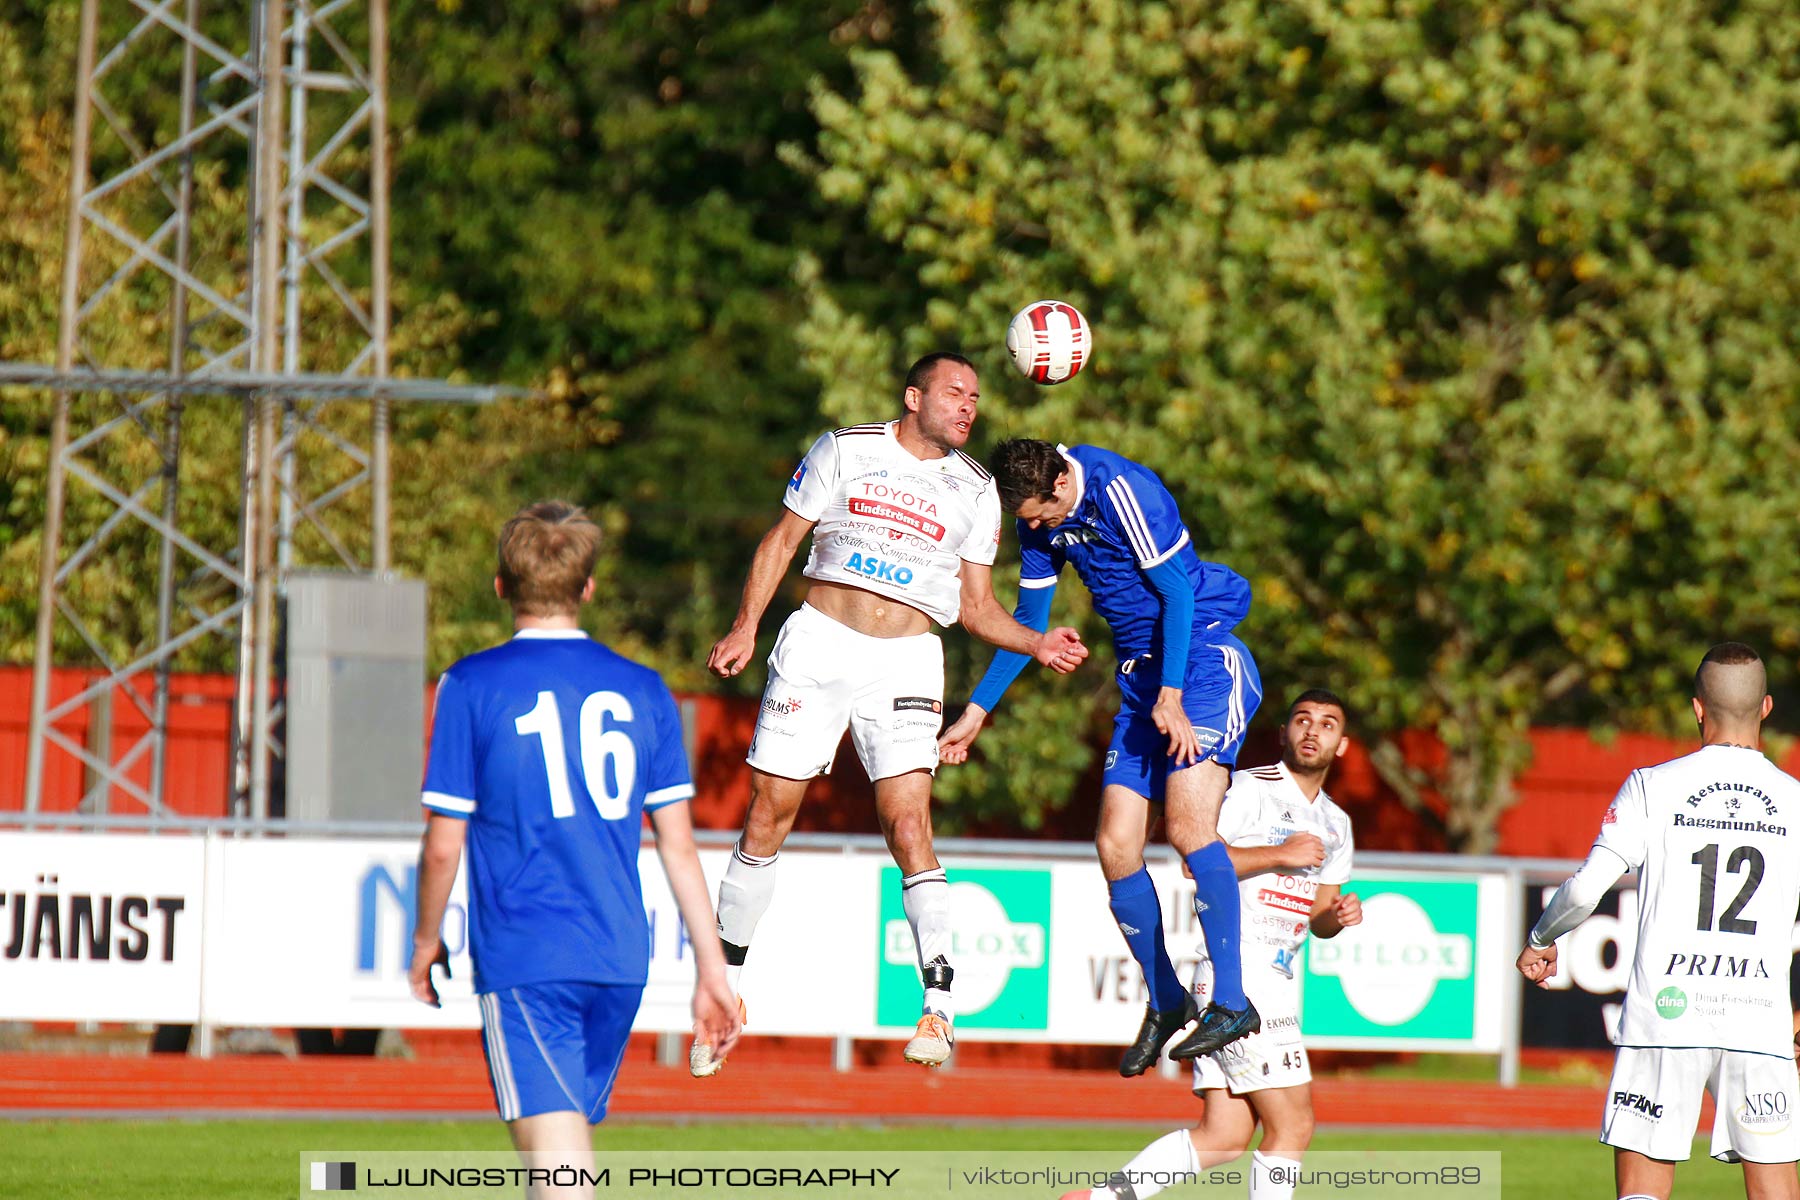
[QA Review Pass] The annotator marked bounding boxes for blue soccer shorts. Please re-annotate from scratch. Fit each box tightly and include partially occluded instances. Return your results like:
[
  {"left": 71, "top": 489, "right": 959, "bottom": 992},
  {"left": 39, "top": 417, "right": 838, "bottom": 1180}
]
[
  {"left": 478, "top": 981, "right": 643, "bottom": 1124},
  {"left": 1102, "top": 632, "right": 1263, "bottom": 800}
]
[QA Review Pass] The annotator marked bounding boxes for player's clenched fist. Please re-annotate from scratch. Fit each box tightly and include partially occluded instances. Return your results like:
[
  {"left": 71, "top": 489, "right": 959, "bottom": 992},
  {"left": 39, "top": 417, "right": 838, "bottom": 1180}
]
[
  {"left": 1274, "top": 832, "right": 1326, "bottom": 869},
  {"left": 1516, "top": 942, "right": 1559, "bottom": 987},
  {"left": 707, "top": 626, "right": 757, "bottom": 678},
  {"left": 1329, "top": 892, "right": 1362, "bottom": 929}
]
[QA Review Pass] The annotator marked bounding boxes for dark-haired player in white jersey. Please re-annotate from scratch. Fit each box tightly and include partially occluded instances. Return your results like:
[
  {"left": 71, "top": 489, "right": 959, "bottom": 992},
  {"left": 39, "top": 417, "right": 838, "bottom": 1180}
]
[
  {"left": 408, "top": 501, "right": 740, "bottom": 1200},
  {"left": 694, "top": 353, "right": 1089, "bottom": 1074},
  {"left": 1061, "top": 690, "right": 1360, "bottom": 1200},
  {"left": 1519, "top": 642, "right": 1800, "bottom": 1200}
]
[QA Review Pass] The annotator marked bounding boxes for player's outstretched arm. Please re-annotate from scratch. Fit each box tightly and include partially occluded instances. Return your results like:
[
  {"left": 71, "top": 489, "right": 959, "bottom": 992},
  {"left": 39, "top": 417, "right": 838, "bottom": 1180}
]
[
  {"left": 947, "top": 569, "right": 1068, "bottom": 766},
  {"left": 409, "top": 813, "right": 467, "bottom": 1007},
  {"left": 708, "top": 509, "right": 815, "bottom": 678},
  {"left": 1517, "top": 843, "right": 1630, "bottom": 987},
  {"left": 956, "top": 561, "right": 1086, "bottom": 672},
  {"left": 650, "top": 802, "right": 742, "bottom": 1064},
  {"left": 1137, "top": 556, "right": 1200, "bottom": 765}
]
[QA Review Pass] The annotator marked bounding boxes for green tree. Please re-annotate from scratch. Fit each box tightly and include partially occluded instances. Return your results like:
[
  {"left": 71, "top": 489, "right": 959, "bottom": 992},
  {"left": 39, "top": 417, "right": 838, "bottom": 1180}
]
[
  {"left": 2, "top": 1, "right": 920, "bottom": 685},
  {"left": 0, "top": 3, "right": 575, "bottom": 673},
  {"left": 390, "top": 0, "right": 921, "bottom": 686},
  {"left": 793, "top": 0, "right": 1800, "bottom": 849}
]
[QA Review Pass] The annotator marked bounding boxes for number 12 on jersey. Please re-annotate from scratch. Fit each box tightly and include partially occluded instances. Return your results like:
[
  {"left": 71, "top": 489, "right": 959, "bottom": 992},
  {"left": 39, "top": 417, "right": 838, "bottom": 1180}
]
[
  {"left": 1692, "top": 842, "right": 1764, "bottom": 934},
  {"left": 514, "top": 690, "right": 638, "bottom": 820}
]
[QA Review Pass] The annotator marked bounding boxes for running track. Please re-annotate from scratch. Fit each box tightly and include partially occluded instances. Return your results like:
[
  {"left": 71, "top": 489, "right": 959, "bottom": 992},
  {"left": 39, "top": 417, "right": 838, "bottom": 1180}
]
[{"left": 0, "top": 1052, "right": 1657, "bottom": 1130}]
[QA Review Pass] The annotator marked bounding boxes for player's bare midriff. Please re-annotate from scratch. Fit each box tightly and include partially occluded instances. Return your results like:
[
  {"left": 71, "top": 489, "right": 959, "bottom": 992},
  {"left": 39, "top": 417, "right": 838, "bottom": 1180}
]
[{"left": 805, "top": 579, "right": 932, "bottom": 638}]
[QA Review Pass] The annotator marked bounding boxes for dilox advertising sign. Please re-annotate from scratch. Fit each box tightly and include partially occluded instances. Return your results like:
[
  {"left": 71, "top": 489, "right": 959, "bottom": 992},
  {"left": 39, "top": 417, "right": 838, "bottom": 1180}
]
[
  {"left": 1297, "top": 872, "right": 1511, "bottom": 1052},
  {"left": 0, "top": 833, "right": 1513, "bottom": 1055}
]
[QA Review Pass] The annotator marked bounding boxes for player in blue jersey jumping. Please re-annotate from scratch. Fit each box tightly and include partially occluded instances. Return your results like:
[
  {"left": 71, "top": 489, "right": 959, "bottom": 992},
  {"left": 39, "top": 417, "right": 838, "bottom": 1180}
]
[
  {"left": 940, "top": 440, "right": 1264, "bottom": 1072},
  {"left": 409, "top": 501, "right": 740, "bottom": 1193}
]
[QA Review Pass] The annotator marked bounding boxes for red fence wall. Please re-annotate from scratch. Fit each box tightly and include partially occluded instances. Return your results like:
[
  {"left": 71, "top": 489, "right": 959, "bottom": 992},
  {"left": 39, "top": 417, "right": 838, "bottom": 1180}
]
[
  {"left": 1, "top": 662, "right": 1773, "bottom": 856},
  {"left": 0, "top": 664, "right": 239, "bottom": 818},
  {"left": 0, "top": 664, "right": 880, "bottom": 830}
]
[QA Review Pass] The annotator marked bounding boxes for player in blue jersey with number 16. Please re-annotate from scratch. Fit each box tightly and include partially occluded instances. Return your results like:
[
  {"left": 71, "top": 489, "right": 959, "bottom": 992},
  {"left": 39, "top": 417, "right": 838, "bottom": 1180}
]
[
  {"left": 941, "top": 440, "right": 1264, "bottom": 1072},
  {"left": 409, "top": 501, "right": 740, "bottom": 1195}
]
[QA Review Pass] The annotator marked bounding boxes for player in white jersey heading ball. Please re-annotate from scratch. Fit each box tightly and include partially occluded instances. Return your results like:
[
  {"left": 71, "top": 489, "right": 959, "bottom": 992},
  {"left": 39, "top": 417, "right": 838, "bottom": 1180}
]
[
  {"left": 1519, "top": 642, "right": 1800, "bottom": 1200},
  {"left": 692, "top": 353, "right": 1088, "bottom": 1074},
  {"left": 1064, "top": 689, "right": 1361, "bottom": 1200}
]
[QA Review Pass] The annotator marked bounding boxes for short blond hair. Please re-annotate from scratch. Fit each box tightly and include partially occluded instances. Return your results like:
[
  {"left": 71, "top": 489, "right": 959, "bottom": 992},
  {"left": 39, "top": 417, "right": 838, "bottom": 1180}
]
[{"left": 497, "top": 501, "right": 600, "bottom": 617}]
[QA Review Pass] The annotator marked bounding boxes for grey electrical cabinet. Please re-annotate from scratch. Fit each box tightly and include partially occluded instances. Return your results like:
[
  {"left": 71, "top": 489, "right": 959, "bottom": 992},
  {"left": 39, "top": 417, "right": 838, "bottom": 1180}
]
[{"left": 283, "top": 572, "right": 428, "bottom": 822}]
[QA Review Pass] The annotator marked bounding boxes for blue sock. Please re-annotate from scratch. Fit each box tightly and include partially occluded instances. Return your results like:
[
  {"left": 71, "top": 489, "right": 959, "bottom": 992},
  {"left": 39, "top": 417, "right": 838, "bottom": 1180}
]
[
  {"left": 1107, "top": 867, "right": 1187, "bottom": 1012},
  {"left": 1185, "top": 841, "right": 1246, "bottom": 1009}
]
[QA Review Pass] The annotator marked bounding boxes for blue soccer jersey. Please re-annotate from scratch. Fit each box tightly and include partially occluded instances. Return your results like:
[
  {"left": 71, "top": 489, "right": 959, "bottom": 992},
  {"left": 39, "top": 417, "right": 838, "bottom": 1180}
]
[
  {"left": 1016, "top": 445, "right": 1250, "bottom": 658},
  {"left": 421, "top": 629, "right": 695, "bottom": 993}
]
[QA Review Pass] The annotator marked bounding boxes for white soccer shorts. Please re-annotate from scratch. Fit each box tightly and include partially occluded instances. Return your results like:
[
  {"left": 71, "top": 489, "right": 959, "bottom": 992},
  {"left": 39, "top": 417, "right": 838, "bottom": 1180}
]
[
  {"left": 1191, "top": 1012, "right": 1310, "bottom": 1094},
  {"left": 746, "top": 603, "right": 945, "bottom": 783},
  {"left": 1602, "top": 1045, "right": 1800, "bottom": 1164},
  {"left": 1189, "top": 956, "right": 1309, "bottom": 1094}
]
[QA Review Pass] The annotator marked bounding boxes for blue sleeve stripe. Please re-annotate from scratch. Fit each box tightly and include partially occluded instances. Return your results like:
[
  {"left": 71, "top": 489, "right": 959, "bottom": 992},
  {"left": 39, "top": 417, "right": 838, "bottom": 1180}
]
[
  {"left": 1141, "top": 529, "right": 1191, "bottom": 568},
  {"left": 423, "top": 790, "right": 475, "bottom": 815},
  {"left": 1019, "top": 574, "right": 1059, "bottom": 589},
  {"left": 646, "top": 783, "right": 695, "bottom": 808},
  {"left": 1104, "top": 477, "right": 1161, "bottom": 563}
]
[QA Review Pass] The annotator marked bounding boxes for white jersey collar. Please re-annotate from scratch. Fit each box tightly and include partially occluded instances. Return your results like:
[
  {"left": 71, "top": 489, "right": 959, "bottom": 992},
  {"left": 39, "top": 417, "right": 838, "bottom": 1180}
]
[
  {"left": 1055, "top": 443, "right": 1087, "bottom": 511},
  {"left": 1274, "top": 759, "right": 1332, "bottom": 809},
  {"left": 512, "top": 628, "right": 589, "bottom": 641}
]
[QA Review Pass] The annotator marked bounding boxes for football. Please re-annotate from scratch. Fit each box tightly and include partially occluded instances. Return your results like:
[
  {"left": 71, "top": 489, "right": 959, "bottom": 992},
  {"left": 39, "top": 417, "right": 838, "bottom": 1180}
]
[{"left": 1006, "top": 300, "right": 1092, "bottom": 385}]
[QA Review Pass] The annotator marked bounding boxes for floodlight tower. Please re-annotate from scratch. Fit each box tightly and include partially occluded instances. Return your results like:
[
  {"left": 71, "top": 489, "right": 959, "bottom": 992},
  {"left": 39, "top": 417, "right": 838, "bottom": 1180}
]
[{"left": 16, "top": 0, "right": 500, "bottom": 822}]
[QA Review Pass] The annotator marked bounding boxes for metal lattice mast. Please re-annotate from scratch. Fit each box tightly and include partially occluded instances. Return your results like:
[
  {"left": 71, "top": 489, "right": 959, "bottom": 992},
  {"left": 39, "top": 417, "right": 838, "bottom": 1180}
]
[
  {"left": 21, "top": 0, "right": 499, "bottom": 821},
  {"left": 276, "top": 0, "right": 396, "bottom": 575},
  {"left": 24, "top": 0, "right": 260, "bottom": 820}
]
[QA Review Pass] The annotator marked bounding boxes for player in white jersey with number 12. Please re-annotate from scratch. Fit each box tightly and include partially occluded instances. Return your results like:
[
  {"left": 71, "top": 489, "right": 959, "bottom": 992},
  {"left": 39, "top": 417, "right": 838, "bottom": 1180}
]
[
  {"left": 1520, "top": 642, "right": 1800, "bottom": 1200},
  {"left": 693, "top": 353, "right": 1088, "bottom": 1074}
]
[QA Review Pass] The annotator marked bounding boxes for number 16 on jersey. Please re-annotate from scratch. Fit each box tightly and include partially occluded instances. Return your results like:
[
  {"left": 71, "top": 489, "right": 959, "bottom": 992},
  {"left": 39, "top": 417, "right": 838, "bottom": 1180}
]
[{"left": 514, "top": 690, "right": 638, "bottom": 820}]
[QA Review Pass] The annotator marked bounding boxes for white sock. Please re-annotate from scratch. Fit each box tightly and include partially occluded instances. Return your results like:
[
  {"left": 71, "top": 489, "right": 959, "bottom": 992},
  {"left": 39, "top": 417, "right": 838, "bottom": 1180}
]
[
  {"left": 1093, "top": 1128, "right": 1199, "bottom": 1200},
  {"left": 716, "top": 842, "right": 777, "bottom": 992},
  {"left": 1249, "top": 1151, "right": 1300, "bottom": 1200},
  {"left": 901, "top": 867, "right": 953, "bottom": 1018}
]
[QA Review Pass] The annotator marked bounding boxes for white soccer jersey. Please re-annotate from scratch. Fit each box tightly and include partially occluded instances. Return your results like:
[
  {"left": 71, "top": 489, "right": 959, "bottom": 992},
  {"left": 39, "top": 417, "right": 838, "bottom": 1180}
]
[
  {"left": 1199, "top": 762, "right": 1354, "bottom": 996},
  {"left": 783, "top": 421, "right": 1002, "bottom": 627},
  {"left": 1593, "top": 745, "right": 1800, "bottom": 1057}
]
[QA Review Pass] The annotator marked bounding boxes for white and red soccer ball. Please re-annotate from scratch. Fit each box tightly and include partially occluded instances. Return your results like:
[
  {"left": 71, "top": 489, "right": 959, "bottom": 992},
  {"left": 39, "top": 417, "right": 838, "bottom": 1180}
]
[{"left": 1006, "top": 299, "right": 1092, "bottom": 385}]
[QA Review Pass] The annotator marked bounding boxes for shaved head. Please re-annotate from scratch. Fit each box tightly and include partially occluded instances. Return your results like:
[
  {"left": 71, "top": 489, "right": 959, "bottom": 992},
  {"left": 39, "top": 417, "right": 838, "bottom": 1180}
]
[{"left": 1694, "top": 642, "right": 1767, "bottom": 726}]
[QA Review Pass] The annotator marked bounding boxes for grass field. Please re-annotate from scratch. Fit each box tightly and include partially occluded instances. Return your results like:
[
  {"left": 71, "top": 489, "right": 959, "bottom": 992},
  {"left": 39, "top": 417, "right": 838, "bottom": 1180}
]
[{"left": 0, "top": 1119, "right": 1756, "bottom": 1199}]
